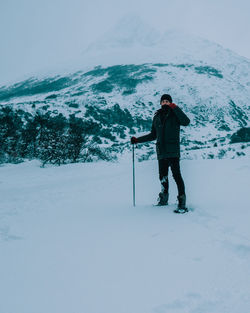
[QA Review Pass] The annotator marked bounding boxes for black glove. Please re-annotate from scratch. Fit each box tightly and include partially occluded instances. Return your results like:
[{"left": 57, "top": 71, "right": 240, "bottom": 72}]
[{"left": 131, "top": 136, "right": 138, "bottom": 144}]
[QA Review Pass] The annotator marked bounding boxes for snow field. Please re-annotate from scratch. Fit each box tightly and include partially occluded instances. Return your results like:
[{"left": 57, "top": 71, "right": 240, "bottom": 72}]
[{"left": 0, "top": 157, "right": 250, "bottom": 313}]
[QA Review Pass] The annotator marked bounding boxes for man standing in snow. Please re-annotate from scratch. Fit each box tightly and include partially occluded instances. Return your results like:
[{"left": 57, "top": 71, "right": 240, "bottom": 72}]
[{"left": 131, "top": 94, "right": 190, "bottom": 213}]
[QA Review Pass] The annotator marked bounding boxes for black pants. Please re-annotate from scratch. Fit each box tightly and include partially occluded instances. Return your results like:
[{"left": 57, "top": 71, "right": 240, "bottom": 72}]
[{"left": 158, "top": 158, "right": 185, "bottom": 196}]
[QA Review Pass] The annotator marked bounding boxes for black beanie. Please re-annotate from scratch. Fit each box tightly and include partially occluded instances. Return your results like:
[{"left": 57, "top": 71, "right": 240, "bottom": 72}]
[{"left": 160, "top": 94, "right": 172, "bottom": 103}]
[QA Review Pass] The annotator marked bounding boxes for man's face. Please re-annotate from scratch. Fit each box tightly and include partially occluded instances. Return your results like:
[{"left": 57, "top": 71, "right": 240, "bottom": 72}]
[{"left": 161, "top": 99, "right": 170, "bottom": 106}]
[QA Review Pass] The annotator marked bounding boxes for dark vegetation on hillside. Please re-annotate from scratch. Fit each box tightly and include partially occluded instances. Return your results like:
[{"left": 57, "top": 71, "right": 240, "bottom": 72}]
[
  {"left": 0, "top": 63, "right": 223, "bottom": 103},
  {"left": 231, "top": 127, "right": 250, "bottom": 143},
  {"left": 0, "top": 76, "right": 78, "bottom": 102},
  {"left": 0, "top": 104, "right": 152, "bottom": 166},
  {"left": 153, "top": 63, "right": 223, "bottom": 78},
  {"left": 87, "top": 64, "right": 156, "bottom": 95}
]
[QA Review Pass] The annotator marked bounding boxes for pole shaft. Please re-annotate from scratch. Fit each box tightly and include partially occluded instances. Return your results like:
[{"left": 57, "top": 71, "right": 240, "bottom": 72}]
[{"left": 132, "top": 144, "right": 135, "bottom": 207}]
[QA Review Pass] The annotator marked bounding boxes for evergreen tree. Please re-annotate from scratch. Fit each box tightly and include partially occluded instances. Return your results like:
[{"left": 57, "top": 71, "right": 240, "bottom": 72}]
[{"left": 68, "top": 115, "right": 86, "bottom": 162}]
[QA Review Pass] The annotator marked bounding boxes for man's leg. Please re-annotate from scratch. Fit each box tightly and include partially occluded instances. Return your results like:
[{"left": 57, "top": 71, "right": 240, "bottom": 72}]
[
  {"left": 170, "top": 158, "right": 187, "bottom": 211},
  {"left": 170, "top": 158, "right": 185, "bottom": 196},
  {"left": 157, "top": 159, "right": 170, "bottom": 205},
  {"left": 158, "top": 158, "right": 170, "bottom": 193}
]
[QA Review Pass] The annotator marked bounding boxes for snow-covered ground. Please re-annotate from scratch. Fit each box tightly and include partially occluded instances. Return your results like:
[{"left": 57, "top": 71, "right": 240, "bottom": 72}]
[{"left": 0, "top": 156, "right": 250, "bottom": 313}]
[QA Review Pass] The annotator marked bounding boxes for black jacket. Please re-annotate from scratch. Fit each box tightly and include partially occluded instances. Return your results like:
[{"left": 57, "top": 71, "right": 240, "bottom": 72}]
[{"left": 137, "top": 106, "right": 190, "bottom": 159}]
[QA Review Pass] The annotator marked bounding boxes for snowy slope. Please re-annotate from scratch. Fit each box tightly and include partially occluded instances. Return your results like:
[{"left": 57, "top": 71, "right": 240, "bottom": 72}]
[{"left": 1, "top": 157, "right": 250, "bottom": 313}]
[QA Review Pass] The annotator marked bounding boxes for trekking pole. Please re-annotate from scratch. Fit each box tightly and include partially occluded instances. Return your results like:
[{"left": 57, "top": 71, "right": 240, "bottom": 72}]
[{"left": 132, "top": 144, "right": 136, "bottom": 207}]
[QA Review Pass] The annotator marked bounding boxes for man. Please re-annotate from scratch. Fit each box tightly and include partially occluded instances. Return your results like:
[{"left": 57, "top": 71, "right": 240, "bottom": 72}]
[{"left": 131, "top": 94, "right": 190, "bottom": 213}]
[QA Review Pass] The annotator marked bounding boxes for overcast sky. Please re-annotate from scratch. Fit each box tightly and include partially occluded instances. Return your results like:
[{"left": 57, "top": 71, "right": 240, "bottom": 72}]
[{"left": 0, "top": 0, "right": 250, "bottom": 85}]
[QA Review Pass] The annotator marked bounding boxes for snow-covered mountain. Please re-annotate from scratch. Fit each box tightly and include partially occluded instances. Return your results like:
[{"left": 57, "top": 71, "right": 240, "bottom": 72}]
[{"left": 0, "top": 15, "right": 249, "bottom": 162}]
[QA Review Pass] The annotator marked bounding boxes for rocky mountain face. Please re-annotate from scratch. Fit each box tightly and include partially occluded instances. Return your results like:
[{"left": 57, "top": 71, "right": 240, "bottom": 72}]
[{"left": 0, "top": 16, "right": 249, "bottom": 164}]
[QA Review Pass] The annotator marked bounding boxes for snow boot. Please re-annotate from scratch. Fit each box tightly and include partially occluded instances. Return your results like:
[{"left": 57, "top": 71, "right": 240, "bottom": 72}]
[
  {"left": 174, "top": 194, "right": 188, "bottom": 213},
  {"left": 157, "top": 192, "right": 169, "bottom": 206}
]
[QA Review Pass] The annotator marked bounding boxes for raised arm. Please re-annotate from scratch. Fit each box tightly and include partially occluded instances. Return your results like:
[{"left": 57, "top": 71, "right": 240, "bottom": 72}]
[{"left": 171, "top": 105, "right": 190, "bottom": 126}]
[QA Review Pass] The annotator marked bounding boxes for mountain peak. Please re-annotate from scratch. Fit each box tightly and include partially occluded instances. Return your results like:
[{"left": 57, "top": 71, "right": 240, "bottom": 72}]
[
  {"left": 80, "top": 14, "right": 249, "bottom": 71},
  {"left": 111, "top": 14, "right": 161, "bottom": 46},
  {"left": 84, "top": 14, "right": 161, "bottom": 52}
]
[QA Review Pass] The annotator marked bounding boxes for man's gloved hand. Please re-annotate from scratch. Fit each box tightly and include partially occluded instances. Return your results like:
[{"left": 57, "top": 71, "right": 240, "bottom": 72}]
[
  {"left": 168, "top": 103, "right": 177, "bottom": 109},
  {"left": 131, "top": 136, "right": 138, "bottom": 144}
]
